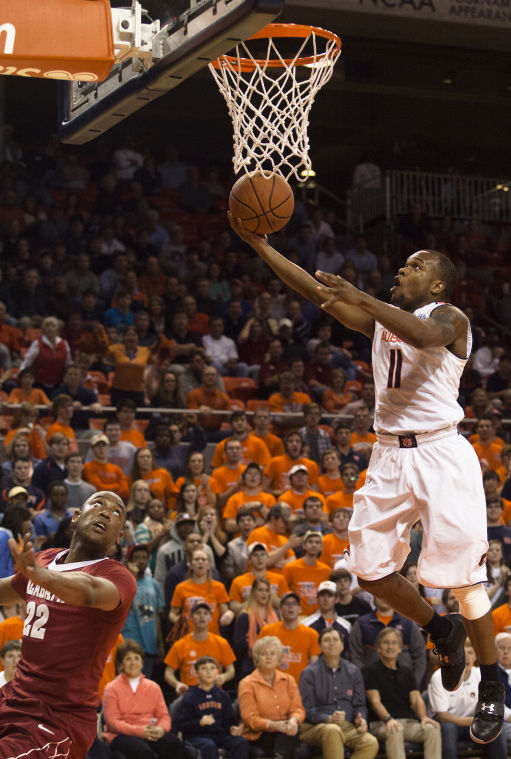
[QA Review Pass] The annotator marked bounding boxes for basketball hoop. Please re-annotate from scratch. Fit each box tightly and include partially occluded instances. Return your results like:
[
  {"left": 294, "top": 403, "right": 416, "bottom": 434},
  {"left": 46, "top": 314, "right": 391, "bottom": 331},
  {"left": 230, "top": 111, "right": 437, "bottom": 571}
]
[{"left": 209, "top": 23, "right": 341, "bottom": 183}]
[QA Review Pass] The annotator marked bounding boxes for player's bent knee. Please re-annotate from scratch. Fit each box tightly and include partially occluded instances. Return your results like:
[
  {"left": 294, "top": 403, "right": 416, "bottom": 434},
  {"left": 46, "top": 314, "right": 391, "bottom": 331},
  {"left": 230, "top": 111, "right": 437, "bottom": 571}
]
[{"left": 452, "top": 583, "right": 490, "bottom": 620}]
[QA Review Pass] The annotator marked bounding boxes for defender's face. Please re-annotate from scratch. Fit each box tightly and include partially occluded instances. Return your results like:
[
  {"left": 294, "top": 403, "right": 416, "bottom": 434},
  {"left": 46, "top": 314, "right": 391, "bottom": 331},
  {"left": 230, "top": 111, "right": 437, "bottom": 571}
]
[{"left": 390, "top": 251, "right": 442, "bottom": 311}]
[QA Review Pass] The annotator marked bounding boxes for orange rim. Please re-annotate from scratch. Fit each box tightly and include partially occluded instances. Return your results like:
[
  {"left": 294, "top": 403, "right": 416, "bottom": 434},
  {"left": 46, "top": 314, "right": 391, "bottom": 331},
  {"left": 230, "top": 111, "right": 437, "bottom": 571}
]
[{"left": 210, "top": 23, "right": 341, "bottom": 72}]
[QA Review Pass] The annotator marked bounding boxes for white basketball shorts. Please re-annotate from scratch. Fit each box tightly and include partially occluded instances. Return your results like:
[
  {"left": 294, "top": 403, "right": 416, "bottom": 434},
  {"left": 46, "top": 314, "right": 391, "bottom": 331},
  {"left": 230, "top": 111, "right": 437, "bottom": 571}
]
[{"left": 348, "top": 428, "right": 488, "bottom": 589}]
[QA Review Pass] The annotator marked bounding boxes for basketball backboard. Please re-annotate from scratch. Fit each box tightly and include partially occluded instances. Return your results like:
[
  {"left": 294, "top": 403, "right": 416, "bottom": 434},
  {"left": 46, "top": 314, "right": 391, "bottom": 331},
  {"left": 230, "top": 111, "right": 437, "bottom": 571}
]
[{"left": 58, "top": 0, "right": 284, "bottom": 144}]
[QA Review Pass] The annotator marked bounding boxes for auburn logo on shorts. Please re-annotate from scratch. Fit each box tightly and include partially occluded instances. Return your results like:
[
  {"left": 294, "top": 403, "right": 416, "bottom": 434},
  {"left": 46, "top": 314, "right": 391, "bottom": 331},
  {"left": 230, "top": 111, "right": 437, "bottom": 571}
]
[{"left": 479, "top": 552, "right": 487, "bottom": 567}]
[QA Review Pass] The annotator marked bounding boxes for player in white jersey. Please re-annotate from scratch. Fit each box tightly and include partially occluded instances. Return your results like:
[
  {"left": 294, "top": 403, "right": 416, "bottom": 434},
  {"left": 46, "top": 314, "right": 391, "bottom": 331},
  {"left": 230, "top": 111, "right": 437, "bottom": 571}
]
[{"left": 228, "top": 213, "right": 504, "bottom": 747}]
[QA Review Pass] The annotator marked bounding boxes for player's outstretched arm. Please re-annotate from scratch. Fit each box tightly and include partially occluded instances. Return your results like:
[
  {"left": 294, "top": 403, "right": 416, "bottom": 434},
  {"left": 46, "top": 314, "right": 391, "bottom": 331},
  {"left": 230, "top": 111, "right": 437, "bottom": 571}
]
[
  {"left": 317, "top": 272, "right": 468, "bottom": 352},
  {"left": 228, "top": 214, "right": 374, "bottom": 337},
  {"left": 9, "top": 535, "right": 121, "bottom": 611}
]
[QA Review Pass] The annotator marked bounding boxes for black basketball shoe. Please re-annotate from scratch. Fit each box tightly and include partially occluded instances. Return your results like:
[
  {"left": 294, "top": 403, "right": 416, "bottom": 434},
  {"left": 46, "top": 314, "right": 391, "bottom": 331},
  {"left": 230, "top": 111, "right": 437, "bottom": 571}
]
[
  {"left": 432, "top": 613, "right": 467, "bottom": 691},
  {"left": 470, "top": 680, "right": 505, "bottom": 744}
]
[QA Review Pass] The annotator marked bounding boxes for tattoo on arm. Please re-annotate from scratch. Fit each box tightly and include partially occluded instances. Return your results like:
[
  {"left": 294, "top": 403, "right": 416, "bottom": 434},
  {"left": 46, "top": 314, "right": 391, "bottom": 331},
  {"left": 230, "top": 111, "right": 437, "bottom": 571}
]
[{"left": 430, "top": 305, "right": 466, "bottom": 346}]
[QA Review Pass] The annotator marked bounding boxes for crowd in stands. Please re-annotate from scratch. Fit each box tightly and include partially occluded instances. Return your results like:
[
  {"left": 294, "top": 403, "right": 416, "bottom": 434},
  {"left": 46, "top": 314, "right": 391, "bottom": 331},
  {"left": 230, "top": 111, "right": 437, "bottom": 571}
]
[{"left": 0, "top": 132, "right": 510, "bottom": 757}]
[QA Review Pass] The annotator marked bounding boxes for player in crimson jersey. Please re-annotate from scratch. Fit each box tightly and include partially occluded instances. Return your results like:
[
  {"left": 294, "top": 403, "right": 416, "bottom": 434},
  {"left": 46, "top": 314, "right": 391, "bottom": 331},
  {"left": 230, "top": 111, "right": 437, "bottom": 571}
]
[
  {"left": 229, "top": 213, "right": 504, "bottom": 747},
  {"left": 0, "top": 490, "right": 137, "bottom": 759}
]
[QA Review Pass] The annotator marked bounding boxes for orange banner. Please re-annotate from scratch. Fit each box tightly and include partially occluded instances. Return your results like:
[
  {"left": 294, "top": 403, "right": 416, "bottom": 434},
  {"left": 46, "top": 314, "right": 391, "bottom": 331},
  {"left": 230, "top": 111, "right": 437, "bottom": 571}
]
[{"left": 0, "top": 0, "right": 115, "bottom": 82}]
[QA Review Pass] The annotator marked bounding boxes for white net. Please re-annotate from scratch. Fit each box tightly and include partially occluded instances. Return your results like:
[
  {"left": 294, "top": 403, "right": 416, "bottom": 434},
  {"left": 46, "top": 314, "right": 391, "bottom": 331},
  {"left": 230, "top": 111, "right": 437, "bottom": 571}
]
[{"left": 209, "top": 25, "right": 341, "bottom": 183}]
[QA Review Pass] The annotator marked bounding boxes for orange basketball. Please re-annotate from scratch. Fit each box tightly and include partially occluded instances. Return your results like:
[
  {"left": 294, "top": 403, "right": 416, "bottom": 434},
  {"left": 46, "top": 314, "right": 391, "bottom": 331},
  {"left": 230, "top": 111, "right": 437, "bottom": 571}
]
[{"left": 229, "top": 170, "right": 294, "bottom": 235}]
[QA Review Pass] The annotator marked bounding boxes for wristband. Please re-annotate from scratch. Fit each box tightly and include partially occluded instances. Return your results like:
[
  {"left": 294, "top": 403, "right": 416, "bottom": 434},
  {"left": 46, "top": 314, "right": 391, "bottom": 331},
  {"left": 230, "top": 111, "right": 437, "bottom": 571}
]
[{"left": 382, "top": 715, "right": 392, "bottom": 723}]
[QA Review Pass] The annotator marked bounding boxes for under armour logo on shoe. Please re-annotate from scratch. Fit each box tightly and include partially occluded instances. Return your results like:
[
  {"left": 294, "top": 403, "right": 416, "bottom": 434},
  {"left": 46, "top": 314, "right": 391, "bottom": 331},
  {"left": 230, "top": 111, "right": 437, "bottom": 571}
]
[{"left": 481, "top": 703, "right": 496, "bottom": 714}]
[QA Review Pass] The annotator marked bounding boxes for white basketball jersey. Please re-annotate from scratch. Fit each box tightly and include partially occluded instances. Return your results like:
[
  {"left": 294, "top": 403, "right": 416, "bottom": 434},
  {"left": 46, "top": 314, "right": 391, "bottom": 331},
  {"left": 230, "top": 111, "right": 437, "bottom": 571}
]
[{"left": 372, "top": 302, "right": 470, "bottom": 434}]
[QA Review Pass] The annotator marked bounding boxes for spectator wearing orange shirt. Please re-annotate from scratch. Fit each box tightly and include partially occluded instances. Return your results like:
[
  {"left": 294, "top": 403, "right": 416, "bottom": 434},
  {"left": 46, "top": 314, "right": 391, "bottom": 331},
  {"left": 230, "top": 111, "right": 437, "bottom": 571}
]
[
  {"left": 325, "top": 463, "right": 362, "bottom": 514},
  {"left": 130, "top": 447, "right": 177, "bottom": 512},
  {"left": 181, "top": 294, "right": 209, "bottom": 336},
  {"left": 496, "top": 444, "right": 511, "bottom": 485},
  {"left": 247, "top": 504, "right": 300, "bottom": 574},
  {"left": 249, "top": 406, "right": 284, "bottom": 458},
  {"left": 7, "top": 368, "right": 50, "bottom": 406},
  {"left": 298, "top": 403, "right": 332, "bottom": 467},
  {"left": 116, "top": 399, "right": 147, "bottom": 448},
  {"left": 269, "top": 371, "right": 312, "bottom": 420},
  {"left": 492, "top": 576, "right": 511, "bottom": 636},
  {"left": 278, "top": 465, "right": 326, "bottom": 516},
  {"left": 211, "top": 411, "right": 271, "bottom": 469},
  {"left": 223, "top": 463, "right": 275, "bottom": 535},
  {"left": 283, "top": 531, "right": 331, "bottom": 616},
  {"left": 257, "top": 592, "right": 320, "bottom": 683},
  {"left": 350, "top": 407, "right": 376, "bottom": 466},
  {"left": 229, "top": 543, "right": 288, "bottom": 615},
  {"left": 45, "top": 394, "right": 78, "bottom": 452},
  {"left": 321, "top": 368, "right": 354, "bottom": 413},
  {"left": 263, "top": 430, "right": 320, "bottom": 496},
  {"left": 318, "top": 448, "right": 343, "bottom": 496},
  {"left": 472, "top": 417, "right": 504, "bottom": 472},
  {"left": 210, "top": 438, "right": 245, "bottom": 510},
  {"left": 321, "top": 508, "right": 352, "bottom": 570},
  {"left": 83, "top": 433, "right": 129, "bottom": 501},
  {"left": 164, "top": 602, "right": 235, "bottom": 692},
  {"left": 169, "top": 548, "right": 233, "bottom": 636},
  {"left": 186, "top": 366, "right": 230, "bottom": 441},
  {"left": 3, "top": 405, "right": 47, "bottom": 462}
]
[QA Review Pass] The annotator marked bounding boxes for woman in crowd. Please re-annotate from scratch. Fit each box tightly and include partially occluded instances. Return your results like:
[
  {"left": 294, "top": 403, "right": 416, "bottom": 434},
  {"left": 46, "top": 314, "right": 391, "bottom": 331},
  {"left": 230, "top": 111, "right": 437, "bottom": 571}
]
[
  {"left": 134, "top": 497, "right": 172, "bottom": 572},
  {"left": 126, "top": 479, "right": 152, "bottom": 527},
  {"left": 174, "top": 450, "right": 215, "bottom": 508},
  {"left": 130, "top": 447, "right": 177, "bottom": 511},
  {"left": 147, "top": 295, "right": 167, "bottom": 336},
  {"left": 102, "top": 639, "right": 185, "bottom": 759},
  {"left": 197, "top": 504, "right": 227, "bottom": 567},
  {"left": 237, "top": 318, "right": 270, "bottom": 377},
  {"left": 19, "top": 316, "right": 72, "bottom": 393},
  {"left": 233, "top": 578, "right": 280, "bottom": 679},
  {"left": 174, "top": 480, "right": 200, "bottom": 520},
  {"left": 169, "top": 548, "right": 233, "bottom": 635},
  {"left": 238, "top": 635, "right": 305, "bottom": 759},
  {"left": 321, "top": 368, "right": 354, "bottom": 413},
  {"left": 3, "top": 407, "right": 47, "bottom": 462},
  {"left": 148, "top": 369, "right": 186, "bottom": 410},
  {"left": 223, "top": 463, "right": 275, "bottom": 535}
]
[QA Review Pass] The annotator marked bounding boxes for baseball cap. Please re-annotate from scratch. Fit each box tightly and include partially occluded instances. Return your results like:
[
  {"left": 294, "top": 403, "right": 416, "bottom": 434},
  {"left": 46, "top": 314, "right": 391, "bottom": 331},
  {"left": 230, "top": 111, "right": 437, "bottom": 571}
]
[
  {"left": 248, "top": 542, "right": 268, "bottom": 556},
  {"left": 280, "top": 592, "right": 301, "bottom": 605},
  {"left": 279, "top": 318, "right": 293, "bottom": 328},
  {"left": 288, "top": 464, "right": 307, "bottom": 477},
  {"left": 303, "top": 530, "right": 323, "bottom": 542},
  {"left": 192, "top": 601, "right": 211, "bottom": 614},
  {"left": 127, "top": 543, "right": 149, "bottom": 560},
  {"left": 318, "top": 580, "right": 337, "bottom": 595},
  {"left": 175, "top": 513, "right": 197, "bottom": 525},
  {"left": 91, "top": 433, "right": 109, "bottom": 447},
  {"left": 8, "top": 486, "right": 29, "bottom": 499}
]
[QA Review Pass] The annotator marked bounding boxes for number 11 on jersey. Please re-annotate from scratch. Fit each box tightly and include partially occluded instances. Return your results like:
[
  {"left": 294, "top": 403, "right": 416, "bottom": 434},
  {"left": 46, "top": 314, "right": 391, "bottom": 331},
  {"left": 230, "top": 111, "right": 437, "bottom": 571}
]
[{"left": 387, "top": 348, "right": 403, "bottom": 388}]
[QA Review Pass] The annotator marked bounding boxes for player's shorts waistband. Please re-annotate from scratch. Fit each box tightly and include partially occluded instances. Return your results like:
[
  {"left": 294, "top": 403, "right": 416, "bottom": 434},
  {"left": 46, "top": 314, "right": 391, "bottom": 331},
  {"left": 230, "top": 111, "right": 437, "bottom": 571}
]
[{"left": 376, "top": 424, "right": 458, "bottom": 448}]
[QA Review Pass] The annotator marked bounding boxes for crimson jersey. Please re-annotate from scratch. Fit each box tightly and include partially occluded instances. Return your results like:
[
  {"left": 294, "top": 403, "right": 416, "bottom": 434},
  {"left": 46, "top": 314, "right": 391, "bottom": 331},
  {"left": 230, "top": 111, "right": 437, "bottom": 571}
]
[{"left": 8, "top": 548, "right": 136, "bottom": 712}]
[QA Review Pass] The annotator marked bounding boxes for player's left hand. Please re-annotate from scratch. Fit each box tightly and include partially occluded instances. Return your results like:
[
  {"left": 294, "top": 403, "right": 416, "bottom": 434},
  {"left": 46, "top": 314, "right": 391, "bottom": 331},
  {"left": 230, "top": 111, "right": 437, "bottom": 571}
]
[
  {"left": 228, "top": 212, "right": 268, "bottom": 247},
  {"left": 315, "top": 270, "right": 364, "bottom": 308},
  {"left": 9, "top": 534, "right": 39, "bottom": 579}
]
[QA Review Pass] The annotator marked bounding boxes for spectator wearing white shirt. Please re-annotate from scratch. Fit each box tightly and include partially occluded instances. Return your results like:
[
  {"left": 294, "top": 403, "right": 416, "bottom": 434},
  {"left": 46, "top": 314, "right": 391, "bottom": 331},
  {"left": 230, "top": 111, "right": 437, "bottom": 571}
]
[
  {"left": 202, "top": 316, "right": 249, "bottom": 377},
  {"left": 495, "top": 632, "right": 511, "bottom": 743},
  {"left": 113, "top": 136, "right": 144, "bottom": 180},
  {"left": 473, "top": 328, "right": 504, "bottom": 379}
]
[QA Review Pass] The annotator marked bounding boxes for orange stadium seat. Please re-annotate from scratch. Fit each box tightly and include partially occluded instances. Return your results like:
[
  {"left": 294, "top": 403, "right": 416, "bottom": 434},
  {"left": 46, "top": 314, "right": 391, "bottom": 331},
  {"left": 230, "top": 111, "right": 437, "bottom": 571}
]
[
  {"left": 97, "top": 394, "right": 111, "bottom": 406},
  {"left": 0, "top": 415, "right": 13, "bottom": 433},
  {"left": 223, "top": 377, "right": 257, "bottom": 402},
  {"left": 89, "top": 418, "right": 107, "bottom": 430},
  {"left": 229, "top": 399, "right": 246, "bottom": 411}
]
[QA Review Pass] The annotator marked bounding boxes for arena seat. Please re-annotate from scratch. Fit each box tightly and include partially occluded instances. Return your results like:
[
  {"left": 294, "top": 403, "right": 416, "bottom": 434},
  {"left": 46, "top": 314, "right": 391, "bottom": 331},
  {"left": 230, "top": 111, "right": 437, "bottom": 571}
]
[
  {"left": 223, "top": 377, "right": 257, "bottom": 402},
  {"left": 246, "top": 400, "right": 271, "bottom": 412}
]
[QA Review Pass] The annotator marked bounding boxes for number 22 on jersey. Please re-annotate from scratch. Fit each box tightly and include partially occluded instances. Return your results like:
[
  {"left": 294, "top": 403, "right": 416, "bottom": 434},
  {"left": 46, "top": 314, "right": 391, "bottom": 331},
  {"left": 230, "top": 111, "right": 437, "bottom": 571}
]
[{"left": 23, "top": 600, "right": 49, "bottom": 639}]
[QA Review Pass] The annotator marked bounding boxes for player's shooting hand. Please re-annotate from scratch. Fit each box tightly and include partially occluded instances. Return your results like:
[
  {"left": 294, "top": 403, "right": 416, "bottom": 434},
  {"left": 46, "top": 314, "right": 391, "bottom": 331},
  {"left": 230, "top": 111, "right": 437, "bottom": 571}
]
[
  {"left": 315, "top": 270, "right": 364, "bottom": 308},
  {"left": 228, "top": 213, "right": 268, "bottom": 247},
  {"left": 9, "top": 533, "right": 39, "bottom": 580}
]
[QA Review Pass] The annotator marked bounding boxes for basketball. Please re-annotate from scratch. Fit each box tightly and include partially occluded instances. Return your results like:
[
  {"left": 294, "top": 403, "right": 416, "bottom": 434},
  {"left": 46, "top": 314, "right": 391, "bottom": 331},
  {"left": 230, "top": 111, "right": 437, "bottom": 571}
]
[{"left": 229, "top": 171, "right": 295, "bottom": 235}]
